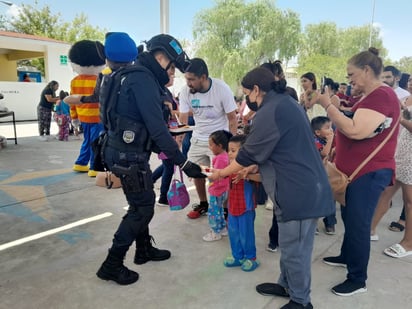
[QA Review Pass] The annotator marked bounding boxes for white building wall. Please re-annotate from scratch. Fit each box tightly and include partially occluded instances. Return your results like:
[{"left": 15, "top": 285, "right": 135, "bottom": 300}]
[
  {"left": 0, "top": 33, "right": 75, "bottom": 121},
  {"left": 44, "top": 44, "right": 74, "bottom": 92}
]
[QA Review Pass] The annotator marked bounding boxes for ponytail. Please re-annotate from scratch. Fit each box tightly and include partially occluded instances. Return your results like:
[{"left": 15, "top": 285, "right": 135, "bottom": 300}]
[{"left": 271, "top": 79, "right": 287, "bottom": 93}]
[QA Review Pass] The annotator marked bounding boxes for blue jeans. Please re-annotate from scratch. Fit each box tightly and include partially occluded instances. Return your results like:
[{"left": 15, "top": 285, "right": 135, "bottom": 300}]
[
  {"left": 228, "top": 211, "right": 256, "bottom": 260},
  {"left": 152, "top": 158, "right": 174, "bottom": 199},
  {"left": 182, "top": 116, "right": 194, "bottom": 159},
  {"left": 323, "top": 213, "right": 337, "bottom": 227},
  {"left": 339, "top": 169, "right": 392, "bottom": 284}
]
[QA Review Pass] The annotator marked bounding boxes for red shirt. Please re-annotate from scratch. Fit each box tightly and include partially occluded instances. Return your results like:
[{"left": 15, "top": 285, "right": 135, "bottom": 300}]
[
  {"left": 335, "top": 86, "right": 400, "bottom": 181},
  {"left": 228, "top": 176, "right": 257, "bottom": 216},
  {"left": 337, "top": 92, "right": 348, "bottom": 106}
]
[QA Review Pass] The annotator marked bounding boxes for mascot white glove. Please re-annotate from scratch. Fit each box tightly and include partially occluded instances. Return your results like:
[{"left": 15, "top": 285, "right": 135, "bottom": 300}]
[{"left": 72, "top": 119, "right": 80, "bottom": 129}]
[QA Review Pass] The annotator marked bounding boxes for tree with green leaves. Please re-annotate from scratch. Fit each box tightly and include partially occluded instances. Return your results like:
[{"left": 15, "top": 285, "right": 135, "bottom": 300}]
[
  {"left": 298, "top": 22, "right": 386, "bottom": 84},
  {"left": 6, "top": 1, "right": 105, "bottom": 42},
  {"left": 394, "top": 57, "right": 412, "bottom": 75},
  {"left": 0, "top": 13, "right": 8, "bottom": 30},
  {"left": 1, "top": 1, "right": 106, "bottom": 75},
  {"left": 192, "top": 0, "right": 301, "bottom": 90}
]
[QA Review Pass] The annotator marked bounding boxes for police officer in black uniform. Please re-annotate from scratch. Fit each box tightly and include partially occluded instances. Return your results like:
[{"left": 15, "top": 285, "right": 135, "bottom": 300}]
[{"left": 95, "top": 32, "right": 205, "bottom": 285}]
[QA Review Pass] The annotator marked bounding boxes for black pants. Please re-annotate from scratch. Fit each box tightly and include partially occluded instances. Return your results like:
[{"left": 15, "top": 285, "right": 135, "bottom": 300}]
[
  {"left": 111, "top": 189, "right": 155, "bottom": 252},
  {"left": 104, "top": 146, "right": 155, "bottom": 253},
  {"left": 269, "top": 211, "right": 279, "bottom": 247},
  {"left": 37, "top": 105, "right": 52, "bottom": 136}
]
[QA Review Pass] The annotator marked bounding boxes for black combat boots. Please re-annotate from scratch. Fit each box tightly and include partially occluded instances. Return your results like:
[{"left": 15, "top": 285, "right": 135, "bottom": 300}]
[
  {"left": 134, "top": 235, "right": 171, "bottom": 265},
  {"left": 97, "top": 249, "right": 139, "bottom": 285}
]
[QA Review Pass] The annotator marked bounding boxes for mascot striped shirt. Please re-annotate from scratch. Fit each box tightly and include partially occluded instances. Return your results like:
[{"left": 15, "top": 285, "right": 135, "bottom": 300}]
[{"left": 70, "top": 75, "right": 100, "bottom": 123}]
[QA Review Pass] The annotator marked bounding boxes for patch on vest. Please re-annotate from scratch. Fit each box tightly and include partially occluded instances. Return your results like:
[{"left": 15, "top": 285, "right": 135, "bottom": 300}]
[{"left": 122, "top": 131, "right": 135, "bottom": 143}]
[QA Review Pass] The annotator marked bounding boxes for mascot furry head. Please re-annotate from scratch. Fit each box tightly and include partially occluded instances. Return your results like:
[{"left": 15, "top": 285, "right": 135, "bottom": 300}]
[{"left": 68, "top": 40, "right": 106, "bottom": 75}]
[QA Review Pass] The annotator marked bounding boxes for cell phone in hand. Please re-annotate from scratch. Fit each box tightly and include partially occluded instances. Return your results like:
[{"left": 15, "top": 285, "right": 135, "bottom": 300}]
[{"left": 320, "top": 76, "right": 326, "bottom": 94}]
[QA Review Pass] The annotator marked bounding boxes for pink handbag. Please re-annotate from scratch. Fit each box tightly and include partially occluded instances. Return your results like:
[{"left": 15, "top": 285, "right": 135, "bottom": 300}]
[{"left": 167, "top": 167, "right": 190, "bottom": 211}]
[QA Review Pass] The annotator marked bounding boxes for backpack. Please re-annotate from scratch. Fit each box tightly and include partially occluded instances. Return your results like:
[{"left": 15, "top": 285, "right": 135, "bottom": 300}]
[{"left": 99, "top": 65, "right": 152, "bottom": 132}]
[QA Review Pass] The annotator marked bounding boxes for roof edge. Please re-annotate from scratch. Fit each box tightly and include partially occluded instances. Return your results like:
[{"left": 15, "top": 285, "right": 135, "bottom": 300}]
[{"left": 0, "top": 30, "right": 70, "bottom": 45}]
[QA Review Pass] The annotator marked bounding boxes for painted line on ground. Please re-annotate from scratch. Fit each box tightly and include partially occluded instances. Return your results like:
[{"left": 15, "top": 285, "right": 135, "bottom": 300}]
[{"left": 0, "top": 212, "right": 113, "bottom": 251}]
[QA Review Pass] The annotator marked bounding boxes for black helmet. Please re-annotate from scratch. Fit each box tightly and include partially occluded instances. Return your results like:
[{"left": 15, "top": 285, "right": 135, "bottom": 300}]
[{"left": 146, "top": 34, "right": 191, "bottom": 73}]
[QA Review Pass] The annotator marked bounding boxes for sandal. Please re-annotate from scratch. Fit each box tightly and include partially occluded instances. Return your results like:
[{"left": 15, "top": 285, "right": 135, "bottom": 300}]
[
  {"left": 383, "top": 243, "right": 412, "bottom": 258},
  {"left": 388, "top": 221, "right": 405, "bottom": 232}
]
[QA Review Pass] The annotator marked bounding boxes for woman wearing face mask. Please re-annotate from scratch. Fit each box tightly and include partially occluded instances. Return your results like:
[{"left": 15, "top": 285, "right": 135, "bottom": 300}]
[
  {"left": 259, "top": 60, "right": 300, "bottom": 252},
  {"left": 209, "top": 67, "right": 334, "bottom": 309}
]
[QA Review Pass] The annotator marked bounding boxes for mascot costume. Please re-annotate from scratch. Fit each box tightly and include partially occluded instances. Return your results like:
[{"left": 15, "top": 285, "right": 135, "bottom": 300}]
[{"left": 68, "top": 40, "right": 106, "bottom": 177}]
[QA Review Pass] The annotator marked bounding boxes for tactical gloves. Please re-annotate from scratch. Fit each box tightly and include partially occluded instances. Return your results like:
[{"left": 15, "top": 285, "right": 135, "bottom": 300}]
[{"left": 180, "top": 160, "right": 206, "bottom": 178}]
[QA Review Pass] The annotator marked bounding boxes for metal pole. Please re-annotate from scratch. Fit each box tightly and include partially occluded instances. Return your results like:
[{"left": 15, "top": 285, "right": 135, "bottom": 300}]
[
  {"left": 369, "top": 0, "right": 376, "bottom": 47},
  {"left": 0, "top": 1, "right": 13, "bottom": 6},
  {"left": 160, "top": 0, "right": 169, "bottom": 34}
]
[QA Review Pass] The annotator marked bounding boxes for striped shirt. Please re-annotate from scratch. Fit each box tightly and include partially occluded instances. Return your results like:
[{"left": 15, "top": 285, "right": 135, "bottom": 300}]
[{"left": 70, "top": 75, "right": 100, "bottom": 123}]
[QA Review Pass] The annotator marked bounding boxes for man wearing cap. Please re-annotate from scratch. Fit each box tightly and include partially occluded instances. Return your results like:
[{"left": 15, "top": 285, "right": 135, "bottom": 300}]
[{"left": 70, "top": 32, "right": 205, "bottom": 285}]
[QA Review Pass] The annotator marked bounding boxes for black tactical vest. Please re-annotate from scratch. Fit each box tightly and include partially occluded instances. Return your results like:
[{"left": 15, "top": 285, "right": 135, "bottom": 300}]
[{"left": 99, "top": 65, "right": 163, "bottom": 153}]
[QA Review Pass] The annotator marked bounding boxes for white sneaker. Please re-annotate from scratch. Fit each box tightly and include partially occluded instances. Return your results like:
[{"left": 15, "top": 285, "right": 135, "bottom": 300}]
[
  {"left": 221, "top": 227, "right": 228, "bottom": 236},
  {"left": 202, "top": 230, "right": 222, "bottom": 242},
  {"left": 265, "top": 199, "right": 274, "bottom": 210},
  {"left": 370, "top": 234, "right": 379, "bottom": 241},
  {"left": 38, "top": 136, "right": 48, "bottom": 142}
]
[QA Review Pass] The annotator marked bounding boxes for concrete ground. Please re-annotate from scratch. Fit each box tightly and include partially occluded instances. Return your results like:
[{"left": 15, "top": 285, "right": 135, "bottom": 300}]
[{"left": 0, "top": 122, "right": 411, "bottom": 309}]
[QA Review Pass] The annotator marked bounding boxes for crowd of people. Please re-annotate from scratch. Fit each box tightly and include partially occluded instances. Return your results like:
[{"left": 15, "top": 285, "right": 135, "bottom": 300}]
[{"left": 33, "top": 31, "right": 412, "bottom": 309}]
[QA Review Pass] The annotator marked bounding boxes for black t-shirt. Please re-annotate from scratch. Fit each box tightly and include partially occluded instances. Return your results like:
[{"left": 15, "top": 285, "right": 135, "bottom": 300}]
[{"left": 39, "top": 87, "right": 55, "bottom": 109}]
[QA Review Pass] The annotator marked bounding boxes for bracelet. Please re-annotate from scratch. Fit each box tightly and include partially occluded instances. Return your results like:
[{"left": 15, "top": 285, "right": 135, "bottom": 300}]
[{"left": 325, "top": 103, "right": 333, "bottom": 111}]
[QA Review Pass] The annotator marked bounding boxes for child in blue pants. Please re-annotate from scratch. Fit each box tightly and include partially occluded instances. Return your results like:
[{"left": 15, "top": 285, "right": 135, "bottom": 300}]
[{"left": 223, "top": 135, "right": 260, "bottom": 272}]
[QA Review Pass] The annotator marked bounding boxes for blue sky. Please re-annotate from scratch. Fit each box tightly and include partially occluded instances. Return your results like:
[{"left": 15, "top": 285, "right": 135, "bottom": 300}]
[{"left": 1, "top": 0, "right": 409, "bottom": 61}]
